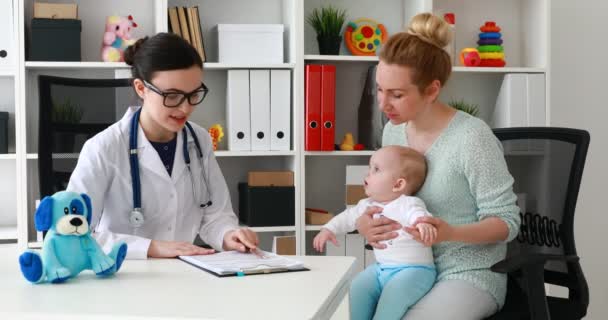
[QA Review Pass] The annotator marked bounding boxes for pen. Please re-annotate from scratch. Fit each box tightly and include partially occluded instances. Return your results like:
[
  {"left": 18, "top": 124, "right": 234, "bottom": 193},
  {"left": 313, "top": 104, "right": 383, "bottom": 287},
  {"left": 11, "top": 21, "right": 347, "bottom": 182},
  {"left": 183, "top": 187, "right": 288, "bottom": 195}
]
[{"left": 249, "top": 247, "right": 267, "bottom": 259}]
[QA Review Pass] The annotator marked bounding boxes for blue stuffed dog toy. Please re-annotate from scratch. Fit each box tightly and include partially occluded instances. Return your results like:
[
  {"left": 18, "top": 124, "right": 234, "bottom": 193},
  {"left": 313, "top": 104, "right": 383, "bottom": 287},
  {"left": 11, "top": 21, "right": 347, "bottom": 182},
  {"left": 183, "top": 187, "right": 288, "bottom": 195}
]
[{"left": 19, "top": 191, "right": 127, "bottom": 283}]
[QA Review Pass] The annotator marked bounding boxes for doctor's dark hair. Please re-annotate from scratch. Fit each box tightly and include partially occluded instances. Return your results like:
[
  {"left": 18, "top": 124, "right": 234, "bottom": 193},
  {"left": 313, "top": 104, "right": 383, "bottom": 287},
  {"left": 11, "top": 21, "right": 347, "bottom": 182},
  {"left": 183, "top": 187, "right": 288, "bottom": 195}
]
[{"left": 124, "top": 32, "right": 203, "bottom": 81}]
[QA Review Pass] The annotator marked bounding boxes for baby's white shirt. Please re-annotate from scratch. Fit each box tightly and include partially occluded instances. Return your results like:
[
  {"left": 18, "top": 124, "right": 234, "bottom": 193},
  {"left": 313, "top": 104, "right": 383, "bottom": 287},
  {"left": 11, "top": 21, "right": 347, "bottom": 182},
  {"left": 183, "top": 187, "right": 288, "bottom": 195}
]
[{"left": 323, "top": 194, "right": 434, "bottom": 266}]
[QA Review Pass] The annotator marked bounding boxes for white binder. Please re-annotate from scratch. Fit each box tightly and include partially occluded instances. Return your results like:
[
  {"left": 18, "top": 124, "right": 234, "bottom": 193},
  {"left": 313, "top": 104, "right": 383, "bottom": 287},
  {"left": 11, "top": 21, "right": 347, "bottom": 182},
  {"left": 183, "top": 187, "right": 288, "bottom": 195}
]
[
  {"left": 270, "top": 70, "right": 291, "bottom": 150},
  {"left": 526, "top": 74, "right": 546, "bottom": 126},
  {"left": 249, "top": 70, "right": 271, "bottom": 151},
  {"left": 227, "top": 70, "right": 251, "bottom": 151},
  {"left": 493, "top": 74, "right": 527, "bottom": 128},
  {"left": 493, "top": 73, "right": 546, "bottom": 128},
  {"left": 493, "top": 73, "right": 547, "bottom": 152},
  {"left": 0, "top": 0, "right": 14, "bottom": 69}
]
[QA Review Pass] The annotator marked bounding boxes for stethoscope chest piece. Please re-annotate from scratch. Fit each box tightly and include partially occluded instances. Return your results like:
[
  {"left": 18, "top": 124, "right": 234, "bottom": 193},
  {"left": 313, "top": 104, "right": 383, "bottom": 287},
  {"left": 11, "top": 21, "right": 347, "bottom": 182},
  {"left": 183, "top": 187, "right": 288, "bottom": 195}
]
[{"left": 130, "top": 210, "right": 145, "bottom": 228}]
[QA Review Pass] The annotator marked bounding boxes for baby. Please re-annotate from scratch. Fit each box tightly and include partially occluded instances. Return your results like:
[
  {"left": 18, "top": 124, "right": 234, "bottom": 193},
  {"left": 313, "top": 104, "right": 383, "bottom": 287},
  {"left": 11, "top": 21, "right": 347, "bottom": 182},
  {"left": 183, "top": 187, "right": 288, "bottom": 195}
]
[{"left": 314, "top": 145, "right": 436, "bottom": 320}]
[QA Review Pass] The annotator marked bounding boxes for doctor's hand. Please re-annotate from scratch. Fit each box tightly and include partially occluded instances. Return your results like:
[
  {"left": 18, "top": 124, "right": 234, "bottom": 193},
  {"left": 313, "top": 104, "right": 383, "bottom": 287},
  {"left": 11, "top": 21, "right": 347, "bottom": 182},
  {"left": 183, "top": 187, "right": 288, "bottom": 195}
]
[
  {"left": 147, "top": 240, "right": 215, "bottom": 258},
  {"left": 223, "top": 228, "right": 259, "bottom": 252}
]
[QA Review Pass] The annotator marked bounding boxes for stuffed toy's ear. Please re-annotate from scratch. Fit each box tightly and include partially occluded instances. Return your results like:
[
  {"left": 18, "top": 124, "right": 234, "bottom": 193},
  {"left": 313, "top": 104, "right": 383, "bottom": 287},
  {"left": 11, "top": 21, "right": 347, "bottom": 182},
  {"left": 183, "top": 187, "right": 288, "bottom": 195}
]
[
  {"left": 35, "top": 196, "right": 54, "bottom": 231},
  {"left": 81, "top": 193, "right": 93, "bottom": 225}
]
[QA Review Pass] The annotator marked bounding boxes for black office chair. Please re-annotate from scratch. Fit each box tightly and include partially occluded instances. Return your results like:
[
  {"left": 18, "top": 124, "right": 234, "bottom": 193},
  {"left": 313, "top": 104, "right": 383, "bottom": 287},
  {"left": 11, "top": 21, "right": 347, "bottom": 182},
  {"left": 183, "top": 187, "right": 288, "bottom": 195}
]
[
  {"left": 488, "top": 127, "right": 590, "bottom": 320},
  {"left": 38, "top": 75, "right": 133, "bottom": 198}
]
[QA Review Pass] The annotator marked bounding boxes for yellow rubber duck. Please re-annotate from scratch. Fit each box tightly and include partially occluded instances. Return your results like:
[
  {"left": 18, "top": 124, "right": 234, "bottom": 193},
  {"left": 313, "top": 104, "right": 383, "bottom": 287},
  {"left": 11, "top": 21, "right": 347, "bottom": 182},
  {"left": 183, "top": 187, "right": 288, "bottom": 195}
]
[{"left": 340, "top": 133, "right": 355, "bottom": 151}]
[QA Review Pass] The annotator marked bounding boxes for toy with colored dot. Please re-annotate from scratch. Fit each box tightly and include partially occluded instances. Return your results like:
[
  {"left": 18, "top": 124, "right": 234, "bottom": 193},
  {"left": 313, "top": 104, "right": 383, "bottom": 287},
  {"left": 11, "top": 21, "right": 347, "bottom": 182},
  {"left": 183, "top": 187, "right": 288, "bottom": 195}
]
[
  {"left": 344, "top": 18, "right": 388, "bottom": 56},
  {"left": 208, "top": 124, "right": 224, "bottom": 151},
  {"left": 460, "top": 48, "right": 481, "bottom": 67},
  {"left": 477, "top": 21, "right": 506, "bottom": 67}
]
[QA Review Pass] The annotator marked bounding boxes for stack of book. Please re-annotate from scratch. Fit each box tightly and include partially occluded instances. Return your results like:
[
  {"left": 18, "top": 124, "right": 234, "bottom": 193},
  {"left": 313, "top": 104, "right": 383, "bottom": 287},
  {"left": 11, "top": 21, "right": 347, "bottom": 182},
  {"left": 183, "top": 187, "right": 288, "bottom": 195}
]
[{"left": 168, "top": 6, "right": 206, "bottom": 62}]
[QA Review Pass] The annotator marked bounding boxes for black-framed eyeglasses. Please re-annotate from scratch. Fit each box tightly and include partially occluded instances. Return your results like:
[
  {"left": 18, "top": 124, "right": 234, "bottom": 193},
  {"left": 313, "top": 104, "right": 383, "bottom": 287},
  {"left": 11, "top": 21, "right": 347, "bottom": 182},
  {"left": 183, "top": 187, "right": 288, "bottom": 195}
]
[{"left": 143, "top": 80, "right": 209, "bottom": 108}]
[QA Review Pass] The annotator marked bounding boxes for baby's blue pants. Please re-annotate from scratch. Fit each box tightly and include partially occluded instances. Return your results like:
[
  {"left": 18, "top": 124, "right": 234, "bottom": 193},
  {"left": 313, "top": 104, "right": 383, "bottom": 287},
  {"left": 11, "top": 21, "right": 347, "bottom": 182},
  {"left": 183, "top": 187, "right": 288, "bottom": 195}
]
[{"left": 350, "top": 263, "right": 436, "bottom": 320}]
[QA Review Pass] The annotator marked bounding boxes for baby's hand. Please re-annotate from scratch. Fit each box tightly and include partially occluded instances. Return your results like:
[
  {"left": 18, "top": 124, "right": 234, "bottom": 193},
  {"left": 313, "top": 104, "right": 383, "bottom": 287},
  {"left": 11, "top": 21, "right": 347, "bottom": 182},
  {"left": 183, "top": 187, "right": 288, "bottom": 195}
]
[
  {"left": 417, "top": 222, "right": 437, "bottom": 247},
  {"left": 313, "top": 228, "right": 338, "bottom": 252}
]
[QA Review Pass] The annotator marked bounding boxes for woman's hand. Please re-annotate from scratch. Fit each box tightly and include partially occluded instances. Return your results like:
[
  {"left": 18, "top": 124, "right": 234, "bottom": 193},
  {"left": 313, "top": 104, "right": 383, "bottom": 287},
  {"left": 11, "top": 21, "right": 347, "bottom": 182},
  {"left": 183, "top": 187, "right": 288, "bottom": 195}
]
[
  {"left": 147, "top": 240, "right": 215, "bottom": 258},
  {"left": 313, "top": 228, "right": 338, "bottom": 252},
  {"left": 405, "top": 216, "right": 454, "bottom": 245},
  {"left": 355, "top": 206, "right": 402, "bottom": 249},
  {"left": 222, "top": 228, "right": 259, "bottom": 252}
]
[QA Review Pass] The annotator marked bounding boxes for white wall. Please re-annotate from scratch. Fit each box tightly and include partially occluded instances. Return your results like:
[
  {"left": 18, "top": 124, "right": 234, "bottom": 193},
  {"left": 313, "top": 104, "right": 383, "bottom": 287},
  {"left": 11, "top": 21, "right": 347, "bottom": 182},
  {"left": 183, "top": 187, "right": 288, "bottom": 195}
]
[{"left": 551, "top": 1, "right": 608, "bottom": 319}]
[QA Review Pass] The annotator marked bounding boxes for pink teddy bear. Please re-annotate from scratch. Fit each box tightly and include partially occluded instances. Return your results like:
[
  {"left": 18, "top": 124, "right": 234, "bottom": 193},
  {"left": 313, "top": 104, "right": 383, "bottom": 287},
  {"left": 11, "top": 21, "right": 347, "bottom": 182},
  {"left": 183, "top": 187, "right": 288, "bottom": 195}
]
[{"left": 101, "top": 15, "right": 138, "bottom": 62}]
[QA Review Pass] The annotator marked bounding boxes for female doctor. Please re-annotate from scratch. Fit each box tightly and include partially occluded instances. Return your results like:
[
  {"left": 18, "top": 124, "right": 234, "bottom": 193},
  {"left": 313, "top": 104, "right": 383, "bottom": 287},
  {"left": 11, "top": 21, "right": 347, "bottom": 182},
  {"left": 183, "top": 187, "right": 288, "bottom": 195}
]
[{"left": 67, "top": 33, "right": 259, "bottom": 259}]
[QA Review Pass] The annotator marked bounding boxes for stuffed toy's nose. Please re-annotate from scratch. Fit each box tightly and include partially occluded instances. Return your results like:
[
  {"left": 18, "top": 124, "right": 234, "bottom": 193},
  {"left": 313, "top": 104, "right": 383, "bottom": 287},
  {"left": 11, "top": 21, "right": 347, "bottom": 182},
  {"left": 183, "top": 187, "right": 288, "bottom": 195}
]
[{"left": 70, "top": 218, "right": 83, "bottom": 227}]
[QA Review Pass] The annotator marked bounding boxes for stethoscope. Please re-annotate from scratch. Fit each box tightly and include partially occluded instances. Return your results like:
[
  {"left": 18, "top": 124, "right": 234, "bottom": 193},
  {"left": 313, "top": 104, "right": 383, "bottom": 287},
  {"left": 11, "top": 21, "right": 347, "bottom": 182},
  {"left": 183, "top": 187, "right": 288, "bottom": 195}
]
[{"left": 128, "top": 108, "right": 212, "bottom": 228}]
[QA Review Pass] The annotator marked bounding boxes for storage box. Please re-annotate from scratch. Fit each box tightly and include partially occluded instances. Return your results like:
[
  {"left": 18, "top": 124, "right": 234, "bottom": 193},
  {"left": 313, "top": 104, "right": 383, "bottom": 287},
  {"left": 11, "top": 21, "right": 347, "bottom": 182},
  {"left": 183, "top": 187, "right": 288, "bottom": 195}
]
[
  {"left": 345, "top": 165, "right": 369, "bottom": 205},
  {"left": 30, "top": 18, "right": 81, "bottom": 61},
  {"left": 272, "top": 235, "right": 296, "bottom": 255},
  {"left": 218, "top": 24, "right": 284, "bottom": 64},
  {"left": 0, "top": 112, "right": 8, "bottom": 154},
  {"left": 346, "top": 185, "right": 367, "bottom": 205},
  {"left": 305, "top": 208, "right": 334, "bottom": 225},
  {"left": 34, "top": 2, "right": 78, "bottom": 19},
  {"left": 238, "top": 183, "right": 295, "bottom": 227},
  {"left": 248, "top": 171, "right": 294, "bottom": 187}
]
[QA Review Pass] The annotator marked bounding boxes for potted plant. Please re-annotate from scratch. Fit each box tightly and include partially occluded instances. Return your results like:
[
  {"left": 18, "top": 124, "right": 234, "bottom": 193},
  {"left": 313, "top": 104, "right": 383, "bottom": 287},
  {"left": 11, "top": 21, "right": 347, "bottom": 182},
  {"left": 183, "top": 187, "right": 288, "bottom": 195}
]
[
  {"left": 307, "top": 5, "right": 347, "bottom": 55},
  {"left": 52, "top": 98, "right": 83, "bottom": 152},
  {"left": 448, "top": 99, "right": 480, "bottom": 117}
]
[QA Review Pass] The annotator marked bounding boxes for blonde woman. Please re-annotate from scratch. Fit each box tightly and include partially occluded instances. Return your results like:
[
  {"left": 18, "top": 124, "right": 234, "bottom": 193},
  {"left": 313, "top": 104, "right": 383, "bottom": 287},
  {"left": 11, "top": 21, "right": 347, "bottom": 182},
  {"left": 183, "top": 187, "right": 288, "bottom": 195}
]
[{"left": 355, "top": 13, "right": 520, "bottom": 319}]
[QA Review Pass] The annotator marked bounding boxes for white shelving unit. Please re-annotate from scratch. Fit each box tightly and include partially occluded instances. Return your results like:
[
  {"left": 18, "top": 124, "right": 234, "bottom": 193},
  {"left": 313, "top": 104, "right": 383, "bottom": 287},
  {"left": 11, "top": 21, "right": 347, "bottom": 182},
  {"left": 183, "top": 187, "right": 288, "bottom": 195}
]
[
  {"left": 10, "top": 1, "right": 549, "bottom": 256},
  {"left": 0, "top": 0, "right": 20, "bottom": 242}
]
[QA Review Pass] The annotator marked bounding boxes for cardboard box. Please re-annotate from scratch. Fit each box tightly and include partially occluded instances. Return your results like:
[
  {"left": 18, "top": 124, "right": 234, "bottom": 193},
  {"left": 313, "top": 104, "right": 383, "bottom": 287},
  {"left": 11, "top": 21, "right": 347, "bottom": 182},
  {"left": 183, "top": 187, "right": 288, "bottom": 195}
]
[
  {"left": 248, "top": 171, "right": 294, "bottom": 187},
  {"left": 305, "top": 208, "right": 334, "bottom": 225},
  {"left": 272, "top": 235, "right": 296, "bottom": 255},
  {"left": 345, "top": 185, "right": 367, "bottom": 205},
  {"left": 345, "top": 165, "right": 368, "bottom": 205},
  {"left": 34, "top": 2, "right": 78, "bottom": 19}
]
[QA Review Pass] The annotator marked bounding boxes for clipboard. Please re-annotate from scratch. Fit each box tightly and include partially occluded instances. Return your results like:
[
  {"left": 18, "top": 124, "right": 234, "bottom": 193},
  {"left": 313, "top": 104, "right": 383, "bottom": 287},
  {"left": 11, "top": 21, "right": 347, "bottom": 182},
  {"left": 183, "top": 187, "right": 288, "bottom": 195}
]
[{"left": 178, "top": 250, "right": 310, "bottom": 277}]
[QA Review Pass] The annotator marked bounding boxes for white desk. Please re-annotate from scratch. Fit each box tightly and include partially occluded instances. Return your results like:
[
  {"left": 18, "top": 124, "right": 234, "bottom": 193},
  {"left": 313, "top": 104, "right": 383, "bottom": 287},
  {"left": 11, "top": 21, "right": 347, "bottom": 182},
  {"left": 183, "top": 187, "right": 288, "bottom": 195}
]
[{"left": 0, "top": 244, "right": 355, "bottom": 320}]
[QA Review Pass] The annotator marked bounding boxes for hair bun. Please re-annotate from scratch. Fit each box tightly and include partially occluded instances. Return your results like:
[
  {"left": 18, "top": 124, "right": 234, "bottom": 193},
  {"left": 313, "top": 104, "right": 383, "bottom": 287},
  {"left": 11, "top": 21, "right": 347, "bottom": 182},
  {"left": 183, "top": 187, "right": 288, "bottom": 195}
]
[
  {"left": 407, "top": 13, "right": 451, "bottom": 49},
  {"left": 124, "top": 37, "right": 149, "bottom": 66}
]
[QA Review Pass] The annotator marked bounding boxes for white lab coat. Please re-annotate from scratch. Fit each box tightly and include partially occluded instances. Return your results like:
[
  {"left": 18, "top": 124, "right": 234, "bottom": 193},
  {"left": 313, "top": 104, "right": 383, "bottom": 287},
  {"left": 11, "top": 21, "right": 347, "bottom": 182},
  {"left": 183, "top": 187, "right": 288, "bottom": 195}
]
[{"left": 67, "top": 106, "right": 239, "bottom": 259}]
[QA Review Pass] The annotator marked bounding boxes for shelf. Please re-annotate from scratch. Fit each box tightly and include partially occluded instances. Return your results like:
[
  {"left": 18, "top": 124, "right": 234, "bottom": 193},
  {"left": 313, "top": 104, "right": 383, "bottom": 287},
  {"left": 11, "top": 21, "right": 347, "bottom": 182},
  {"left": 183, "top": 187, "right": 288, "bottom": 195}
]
[
  {"left": 243, "top": 226, "right": 296, "bottom": 233},
  {"left": 0, "top": 68, "right": 15, "bottom": 77},
  {"left": 304, "top": 55, "right": 379, "bottom": 62},
  {"left": 28, "top": 241, "right": 42, "bottom": 249},
  {"left": 305, "top": 225, "right": 324, "bottom": 231},
  {"left": 25, "top": 61, "right": 130, "bottom": 70},
  {"left": 214, "top": 150, "right": 296, "bottom": 157},
  {"left": 204, "top": 63, "right": 296, "bottom": 70},
  {"left": 26, "top": 153, "right": 80, "bottom": 160},
  {"left": 0, "top": 226, "right": 17, "bottom": 240},
  {"left": 303, "top": 56, "right": 546, "bottom": 74},
  {"left": 452, "top": 67, "right": 546, "bottom": 73},
  {"left": 305, "top": 151, "right": 374, "bottom": 156},
  {"left": 26, "top": 151, "right": 295, "bottom": 159},
  {"left": 0, "top": 154, "right": 16, "bottom": 160},
  {"left": 24, "top": 62, "right": 295, "bottom": 71}
]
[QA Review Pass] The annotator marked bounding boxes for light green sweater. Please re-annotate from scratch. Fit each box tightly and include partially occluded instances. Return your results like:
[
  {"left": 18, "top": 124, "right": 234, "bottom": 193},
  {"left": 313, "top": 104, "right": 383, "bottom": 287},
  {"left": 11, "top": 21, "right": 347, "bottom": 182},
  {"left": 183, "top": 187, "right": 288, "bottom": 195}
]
[{"left": 382, "top": 111, "right": 520, "bottom": 308}]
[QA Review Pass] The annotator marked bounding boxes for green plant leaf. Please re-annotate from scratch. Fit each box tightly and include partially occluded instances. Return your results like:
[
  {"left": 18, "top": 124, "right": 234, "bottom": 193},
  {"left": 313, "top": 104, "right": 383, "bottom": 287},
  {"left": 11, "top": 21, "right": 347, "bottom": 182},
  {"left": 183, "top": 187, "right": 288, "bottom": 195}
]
[
  {"left": 448, "top": 99, "right": 480, "bottom": 117},
  {"left": 306, "top": 5, "right": 347, "bottom": 37},
  {"left": 52, "top": 98, "right": 83, "bottom": 124}
]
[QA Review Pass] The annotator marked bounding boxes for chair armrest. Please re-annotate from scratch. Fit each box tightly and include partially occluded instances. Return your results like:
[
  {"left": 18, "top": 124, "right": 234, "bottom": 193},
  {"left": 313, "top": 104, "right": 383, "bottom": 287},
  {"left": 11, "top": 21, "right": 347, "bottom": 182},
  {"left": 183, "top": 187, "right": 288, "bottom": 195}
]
[{"left": 491, "top": 253, "right": 579, "bottom": 274}]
